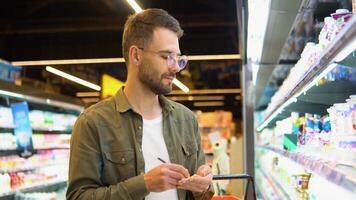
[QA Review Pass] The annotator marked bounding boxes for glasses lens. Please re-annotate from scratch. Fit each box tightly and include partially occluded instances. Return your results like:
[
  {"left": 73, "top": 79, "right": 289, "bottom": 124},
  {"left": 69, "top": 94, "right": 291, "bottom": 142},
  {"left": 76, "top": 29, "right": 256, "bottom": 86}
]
[
  {"left": 167, "top": 54, "right": 188, "bottom": 69},
  {"left": 177, "top": 56, "right": 187, "bottom": 69}
]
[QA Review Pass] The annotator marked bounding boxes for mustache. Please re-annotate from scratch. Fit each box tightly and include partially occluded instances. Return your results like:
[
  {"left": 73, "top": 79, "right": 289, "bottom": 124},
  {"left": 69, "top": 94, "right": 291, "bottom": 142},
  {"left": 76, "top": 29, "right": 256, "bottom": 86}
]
[{"left": 161, "top": 72, "right": 176, "bottom": 79}]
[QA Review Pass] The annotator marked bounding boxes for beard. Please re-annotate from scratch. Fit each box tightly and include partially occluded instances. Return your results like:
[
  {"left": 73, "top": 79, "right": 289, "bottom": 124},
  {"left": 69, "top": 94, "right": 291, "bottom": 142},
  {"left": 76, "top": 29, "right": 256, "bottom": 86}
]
[{"left": 138, "top": 61, "right": 175, "bottom": 95}]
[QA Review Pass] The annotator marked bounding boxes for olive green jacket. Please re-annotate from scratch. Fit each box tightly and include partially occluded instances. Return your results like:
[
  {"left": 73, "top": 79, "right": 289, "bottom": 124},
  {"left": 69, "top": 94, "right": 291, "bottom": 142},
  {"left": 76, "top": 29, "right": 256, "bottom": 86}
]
[{"left": 66, "top": 88, "right": 213, "bottom": 200}]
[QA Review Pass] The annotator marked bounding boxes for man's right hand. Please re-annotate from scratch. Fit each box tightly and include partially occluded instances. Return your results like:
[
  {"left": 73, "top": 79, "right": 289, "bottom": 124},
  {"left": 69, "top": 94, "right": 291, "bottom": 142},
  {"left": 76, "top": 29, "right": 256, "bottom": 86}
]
[{"left": 144, "top": 163, "right": 190, "bottom": 192}]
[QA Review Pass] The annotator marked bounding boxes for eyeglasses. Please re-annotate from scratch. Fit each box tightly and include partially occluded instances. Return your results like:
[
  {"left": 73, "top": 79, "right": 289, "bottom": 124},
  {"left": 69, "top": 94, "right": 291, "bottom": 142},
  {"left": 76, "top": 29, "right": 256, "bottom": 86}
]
[{"left": 138, "top": 47, "right": 188, "bottom": 70}]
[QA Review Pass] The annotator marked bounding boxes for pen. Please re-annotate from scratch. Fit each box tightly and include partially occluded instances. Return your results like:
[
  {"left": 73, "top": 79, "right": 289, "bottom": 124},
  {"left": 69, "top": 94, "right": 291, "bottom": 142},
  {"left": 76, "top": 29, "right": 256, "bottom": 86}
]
[{"left": 157, "top": 157, "right": 166, "bottom": 163}]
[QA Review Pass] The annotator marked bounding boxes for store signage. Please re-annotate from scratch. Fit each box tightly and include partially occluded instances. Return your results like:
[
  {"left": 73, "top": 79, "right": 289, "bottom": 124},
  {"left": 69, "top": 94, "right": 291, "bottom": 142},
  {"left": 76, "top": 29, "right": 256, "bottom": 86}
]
[
  {"left": 11, "top": 102, "right": 34, "bottom": 158},
  {"left": 0, "top": 62, "right": 22, "bottom": 82}
]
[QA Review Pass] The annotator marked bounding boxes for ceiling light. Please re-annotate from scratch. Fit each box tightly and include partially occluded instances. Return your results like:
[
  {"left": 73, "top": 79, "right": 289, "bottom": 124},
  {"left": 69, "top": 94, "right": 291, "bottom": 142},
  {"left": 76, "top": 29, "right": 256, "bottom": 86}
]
[
  {"left": 0, "top": 90, "right": 25, "bottom": 99},
  {"left": 11, "top": 54, "right": 240, "bottom": 66},
  {"left": 126, "top": 0, "right": 143, "bottom": 13},
  {"left": 76, "top": 92, "right": 101, "bottom": 97},
  {"left": 187, "top": 54, "right": 241, "bottom": 60},
  {"left": 81, "top": 98, "right": 100, "bottom": 103},
  {"left": 46, "top": 66, "right": 101, "bottom": 91},
  {"left": 247, "top": 0, "right": 271, "bottom": 62},
  {"left": 172, "top": 78, "right": 189, "bottom": 93},
  {"left": 333, "top": 37, "right": 356, "bottom": 62},
  {"left": 168, "top": 95, "right": 225, "bottom": 101},
  {"left": 193, "top": 101, "right": 224, "bottom": 107},
  {"left": 168, "top": 88, "right": 241, "bottom": 95},
  {"left": 0, "top": 89, "right": 83, "bottom": 112},
  {"left": 12, "top": 58, "right": 125, "bottom": 66}
]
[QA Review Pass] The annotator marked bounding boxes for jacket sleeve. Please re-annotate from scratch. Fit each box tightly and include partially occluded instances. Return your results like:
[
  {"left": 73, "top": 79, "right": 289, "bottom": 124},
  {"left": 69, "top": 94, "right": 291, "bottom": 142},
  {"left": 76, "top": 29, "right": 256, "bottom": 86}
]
[
  {"left": 66, "top": 114, "right": 149, "bottom": 200},
  {"left": 191, "top": 117, "right": 215, "bottom": 200}
]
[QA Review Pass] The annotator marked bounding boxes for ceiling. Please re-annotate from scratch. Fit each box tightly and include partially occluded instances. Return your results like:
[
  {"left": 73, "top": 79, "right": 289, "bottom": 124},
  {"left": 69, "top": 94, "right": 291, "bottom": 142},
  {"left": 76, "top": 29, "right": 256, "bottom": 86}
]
[{"left": 0, "top": 0, "right": 242, "bottom": 118}]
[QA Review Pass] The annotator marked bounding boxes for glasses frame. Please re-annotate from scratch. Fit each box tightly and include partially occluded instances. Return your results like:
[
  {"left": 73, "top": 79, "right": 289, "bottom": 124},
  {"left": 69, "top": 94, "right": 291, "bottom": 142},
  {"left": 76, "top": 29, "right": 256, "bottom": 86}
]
[{"left": 137, "top": 47, "right": 188, "bottom": 70}]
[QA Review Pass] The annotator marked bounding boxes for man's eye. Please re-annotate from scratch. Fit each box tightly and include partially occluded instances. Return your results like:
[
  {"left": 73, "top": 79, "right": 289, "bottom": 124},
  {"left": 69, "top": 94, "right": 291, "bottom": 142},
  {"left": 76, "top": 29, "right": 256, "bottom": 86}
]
[{"left": 160, "top": 55, "right": 168, "bottom": 59}]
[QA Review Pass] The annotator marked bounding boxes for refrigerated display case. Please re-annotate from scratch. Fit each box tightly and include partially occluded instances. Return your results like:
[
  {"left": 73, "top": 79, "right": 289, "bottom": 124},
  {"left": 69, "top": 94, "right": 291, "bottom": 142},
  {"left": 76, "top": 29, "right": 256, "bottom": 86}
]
[
  {"left": 0, "top": 79, "right": 83, "bottom": 200},
  {"left": 252, "top": 0, "right": 356, "bottom": 199}
]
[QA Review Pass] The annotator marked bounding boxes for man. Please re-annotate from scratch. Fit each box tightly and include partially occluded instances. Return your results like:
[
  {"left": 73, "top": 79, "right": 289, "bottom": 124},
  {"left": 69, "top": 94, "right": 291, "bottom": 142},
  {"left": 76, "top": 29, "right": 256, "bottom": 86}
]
[{"left": 67, "top": 8, "right": 214, "bottom": 200}]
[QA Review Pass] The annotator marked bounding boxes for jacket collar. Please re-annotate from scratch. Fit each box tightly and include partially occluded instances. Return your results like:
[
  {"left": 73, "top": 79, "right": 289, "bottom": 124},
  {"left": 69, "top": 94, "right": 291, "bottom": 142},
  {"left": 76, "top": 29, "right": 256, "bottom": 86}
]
[{"left": 114, "top": 87, "right": 175, "bottom": 115}]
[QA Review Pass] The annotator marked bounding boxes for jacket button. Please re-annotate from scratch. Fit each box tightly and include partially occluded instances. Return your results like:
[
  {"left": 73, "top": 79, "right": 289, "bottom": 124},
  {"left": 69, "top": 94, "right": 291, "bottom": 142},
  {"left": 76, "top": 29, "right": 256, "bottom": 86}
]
[
  {"left": 121, "top": 157, "right": 126, "bottom": 162},
  {"left": 138, "top": 126, "right": 142, "bottom": 130}
]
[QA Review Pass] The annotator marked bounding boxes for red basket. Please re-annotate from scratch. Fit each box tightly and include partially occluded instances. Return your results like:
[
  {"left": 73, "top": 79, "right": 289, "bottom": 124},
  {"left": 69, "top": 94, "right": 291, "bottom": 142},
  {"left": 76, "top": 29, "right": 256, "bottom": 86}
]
[{"left": 212, "top": 195, "right": 241, "bottom": 200}]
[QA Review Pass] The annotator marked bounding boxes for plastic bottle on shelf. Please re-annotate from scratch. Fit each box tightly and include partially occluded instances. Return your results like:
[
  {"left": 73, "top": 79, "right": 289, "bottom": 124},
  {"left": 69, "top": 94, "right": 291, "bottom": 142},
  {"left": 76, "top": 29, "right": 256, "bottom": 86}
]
[
  {"left": 329, "top": 9, "right": 352, "bottom": 40},
  {"left": 327, "top": 106, "right": 337, "bottom": 136},
  {"left": 0, "top": 172, "right": 11, "bottom": 193},
  {"left": 305, "top": 113, "right": 314, "bottom": 145},
  {"left": 318, "top": 17, "right": 333, "bottom": 48},
  {"left": 347, "top": 95, "right": 356, "bottom": 134}
]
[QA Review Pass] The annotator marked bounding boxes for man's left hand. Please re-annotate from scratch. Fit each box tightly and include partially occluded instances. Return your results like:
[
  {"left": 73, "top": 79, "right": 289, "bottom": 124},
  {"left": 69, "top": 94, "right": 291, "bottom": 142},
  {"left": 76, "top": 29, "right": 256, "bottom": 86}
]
[{"left": 177, "top": 164, "right": 213, "bottom": 193}]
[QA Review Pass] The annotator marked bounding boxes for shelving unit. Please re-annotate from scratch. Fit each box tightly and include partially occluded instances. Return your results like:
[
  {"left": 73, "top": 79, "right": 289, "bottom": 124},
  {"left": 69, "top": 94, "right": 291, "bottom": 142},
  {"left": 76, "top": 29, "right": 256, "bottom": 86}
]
[
  {"left": 253, "top": 2, "right": 356, "bottom": 199},
  {"left": 257, "top": 146, "right": 356, "bottom": 193},
  {"left": 0, "top": 179, "right": 67, "bottom": 200},
  {"left": 0, "top": 79, "right": 82, "bottom": 200},
  {"left": 256, "top": 167, "right": 293, "bottom": 200},
  {"left": 257, "top": 15, "right": 356, "bottom": 131}
]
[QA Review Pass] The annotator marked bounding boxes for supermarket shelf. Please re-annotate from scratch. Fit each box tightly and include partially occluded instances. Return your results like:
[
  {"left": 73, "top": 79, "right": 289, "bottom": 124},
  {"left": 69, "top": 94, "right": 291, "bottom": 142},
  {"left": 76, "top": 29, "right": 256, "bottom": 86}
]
[
  {"left": 0, "top": 127, "right": 72, "bottom": 134},
  {"left": 0, "top": 179, "right": 67, "bottom": 200},
  {"left": 0, "top": 127, "right": 13, "bottom": 133},
  {"left": 258, "top": 79, "right": 356, "bottom": 129},
  {"left": 0, "top": 162, "right": 69, "bottom": 173},
  {"left": 256, "top": 167, "right": 292, "bottom": 200},
  {"left": 257, "top": 145, "right": 356, "bottom": 193},
  {"left": 0, "top": 80, "right": 83, "bottom": 113},
  {"left": 0, "top": 149, "right": 18, "bottom": 157},
  {"left": 0, "top": 147, "right": 69, "bottom": 157},
  {"left": 257, "top": 15, "right": 356, "bottom": 131}
]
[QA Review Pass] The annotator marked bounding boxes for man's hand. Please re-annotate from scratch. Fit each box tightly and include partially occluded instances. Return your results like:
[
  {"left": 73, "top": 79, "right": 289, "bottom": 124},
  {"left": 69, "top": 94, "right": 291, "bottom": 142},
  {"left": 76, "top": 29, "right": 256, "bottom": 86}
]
[
  {"left": 178, "top": 164, "right": 213, "bottom": 193},
  {"left": 144, "top": 163, "right": 190, "bottom": 192}
]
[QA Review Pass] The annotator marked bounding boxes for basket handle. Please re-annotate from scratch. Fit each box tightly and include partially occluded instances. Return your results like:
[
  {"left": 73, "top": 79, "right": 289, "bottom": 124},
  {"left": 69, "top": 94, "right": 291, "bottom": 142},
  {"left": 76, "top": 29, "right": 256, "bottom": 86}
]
[{"left": 212, "top": 174, "right": 256, "bottom": 200}]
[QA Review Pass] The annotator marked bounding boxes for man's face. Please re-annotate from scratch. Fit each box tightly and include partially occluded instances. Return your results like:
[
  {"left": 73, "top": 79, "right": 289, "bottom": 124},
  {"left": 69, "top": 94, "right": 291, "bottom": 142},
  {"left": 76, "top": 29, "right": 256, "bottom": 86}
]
[{"left": 137, "top": 27, "right": 181, "bottom": 95}]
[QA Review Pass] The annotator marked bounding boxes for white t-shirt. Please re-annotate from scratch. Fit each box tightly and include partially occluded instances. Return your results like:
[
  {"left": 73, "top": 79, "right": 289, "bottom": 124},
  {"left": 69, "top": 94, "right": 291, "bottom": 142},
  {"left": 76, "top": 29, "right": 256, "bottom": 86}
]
[{"left": 142, "top": 114, "right": 179, "bottom": 200}]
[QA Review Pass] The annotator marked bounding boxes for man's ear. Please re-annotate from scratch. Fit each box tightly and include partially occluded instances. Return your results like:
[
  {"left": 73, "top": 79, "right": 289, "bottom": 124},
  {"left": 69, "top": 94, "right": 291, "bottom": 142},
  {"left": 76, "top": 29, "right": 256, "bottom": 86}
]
[{"left": 129, "top": 46, "right": 140, "bottom": 65}]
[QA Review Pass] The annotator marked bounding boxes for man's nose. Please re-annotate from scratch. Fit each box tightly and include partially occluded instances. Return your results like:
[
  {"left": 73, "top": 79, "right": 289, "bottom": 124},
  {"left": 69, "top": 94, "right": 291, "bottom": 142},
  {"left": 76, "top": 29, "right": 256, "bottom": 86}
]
[{"left": 170, "top": 59, "right": 180, "bottom": 73}]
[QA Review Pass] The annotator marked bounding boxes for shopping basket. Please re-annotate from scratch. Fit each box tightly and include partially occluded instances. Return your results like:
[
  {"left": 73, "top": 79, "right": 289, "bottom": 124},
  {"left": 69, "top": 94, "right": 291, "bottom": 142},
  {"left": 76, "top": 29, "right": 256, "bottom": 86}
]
[{"left": 212, "top": 174, "right": 256, "bottom": 200}]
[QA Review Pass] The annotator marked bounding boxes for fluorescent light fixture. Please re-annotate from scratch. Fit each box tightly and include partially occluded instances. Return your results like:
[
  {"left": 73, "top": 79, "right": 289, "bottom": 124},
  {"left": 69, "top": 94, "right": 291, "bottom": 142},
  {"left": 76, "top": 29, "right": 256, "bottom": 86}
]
[
  {"left": 296, "top": 63, "right": 337, "bottom": 95},
  {"left": 169, "top": 88, "right": 241, "bottom": 95},
  {"left": 256, "top": 63, "right": 338, "bottom": 132},
  {"left": 193, "top": 101, "right": 224, "bottom": 107},
  {"left": 11, "top": 54, "right": 240, "bottom": 66},
  {"left": 187, "top": 54, "right": 241, "bottom": 60},
  {"left": 172, "top": 78, "right": 189, "bottom": 93},
  {"left": 333, "top": 37, "right": 356, "bottom": 62},
  {"left": 0, "top": 89, "right": 83, "bottom": 112},
  {"left": 46, "top": 66, "right": 101, "bottom": 91},
  {"left": 81, "top": 98, "right": 100, "bottom": 103},
  {"left": 247, "top": 0, "right": 271, "bottom": 62},
  {"left": 12, "top": 58, "right": 125, "bottom": 66},
  {"left": 126, "top": 0, "right": 143, "bottom": 13},
  {"left": 252, "top": 63, "right": 260, "bottom": 86},
  {"left": 168, "top": 95, "right": 225, "bottom": 101},
  {"left": 0, "top": 90, "right": 25, "bottom": 99},
  {"left": 76, "top": 92, "right": 101, "bottom": 97}
]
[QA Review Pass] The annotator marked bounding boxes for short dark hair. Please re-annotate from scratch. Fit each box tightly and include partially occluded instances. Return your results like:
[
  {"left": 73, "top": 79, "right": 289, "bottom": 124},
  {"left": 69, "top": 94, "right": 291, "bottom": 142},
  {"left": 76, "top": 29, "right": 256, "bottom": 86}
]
[{"left": 122, "top": 8, "right": 184, "bottom": 63}]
